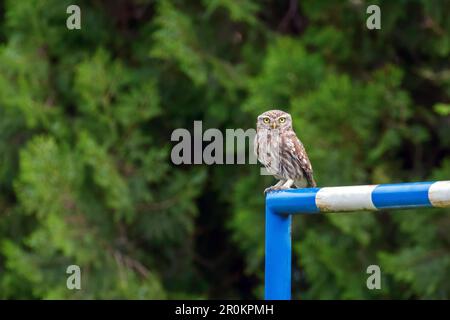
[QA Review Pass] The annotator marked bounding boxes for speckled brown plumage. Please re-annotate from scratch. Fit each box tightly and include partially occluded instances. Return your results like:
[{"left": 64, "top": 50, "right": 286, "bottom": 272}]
[{"left": 254, "top": 109, "right": 316, "bottom": 193}]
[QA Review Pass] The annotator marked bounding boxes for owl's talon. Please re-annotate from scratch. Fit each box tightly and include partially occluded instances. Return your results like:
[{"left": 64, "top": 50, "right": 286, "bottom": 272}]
[{"left": 264, "top": 185, "right": 289, "bottom": 194}]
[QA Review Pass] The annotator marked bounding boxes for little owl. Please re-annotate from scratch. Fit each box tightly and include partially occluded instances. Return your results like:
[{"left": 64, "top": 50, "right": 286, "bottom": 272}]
[{"left": 254, "top": 109, "right": 316, "bottom": 193}]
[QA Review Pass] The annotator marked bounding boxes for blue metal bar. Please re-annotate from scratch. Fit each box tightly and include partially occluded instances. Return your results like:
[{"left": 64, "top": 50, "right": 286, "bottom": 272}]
[
  {"left": 266, "top": 188, "right": 320, "bottom": 214},
  {"left": 264, "top": 181, "right": 450, "bottom": 300},
  {"left": 371, "top": 182, "right": 433, "bottom": 209},
  {"left": 265, "top": 204, "right": 291, "bottom": 300},
  {"left": 266, "top": 181, "right": 450, "bottom": 214}
]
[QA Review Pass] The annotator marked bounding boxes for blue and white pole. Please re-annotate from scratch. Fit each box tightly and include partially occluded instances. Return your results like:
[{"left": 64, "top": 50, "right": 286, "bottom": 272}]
[{"left": 264, "top": 181, "right": 450, "bottom": 300}]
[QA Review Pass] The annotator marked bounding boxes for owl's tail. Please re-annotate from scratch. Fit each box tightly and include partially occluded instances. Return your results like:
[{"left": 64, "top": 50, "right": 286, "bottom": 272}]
[
  {"left": 294, "top": 176, "right": 317, "bottom": 188},
  {"left": 307, "top": 176, "right": 317, "bottom": 188}
]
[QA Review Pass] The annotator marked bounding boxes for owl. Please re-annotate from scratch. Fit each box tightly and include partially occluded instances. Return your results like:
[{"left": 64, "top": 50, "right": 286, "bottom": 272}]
[{"left": 254, "top": 109, "right": 316, "bottom": 193}]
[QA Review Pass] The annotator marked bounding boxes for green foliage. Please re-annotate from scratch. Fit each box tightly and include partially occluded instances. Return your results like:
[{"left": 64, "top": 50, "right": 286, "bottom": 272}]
[
  {"left": 0, "top": 0, "right": 449, "bottom": 299},
  {"left": 151, "top": 1, "right": 208, "bottom": 86}
]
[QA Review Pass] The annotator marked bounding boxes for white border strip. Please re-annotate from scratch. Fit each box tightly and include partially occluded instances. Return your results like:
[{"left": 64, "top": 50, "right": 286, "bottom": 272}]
[
  {"left": 316, "top": 185, "right": 378, "bottom": 212},
  {"left": 428, "top": 181, "right": 450, "bottom": 208}
]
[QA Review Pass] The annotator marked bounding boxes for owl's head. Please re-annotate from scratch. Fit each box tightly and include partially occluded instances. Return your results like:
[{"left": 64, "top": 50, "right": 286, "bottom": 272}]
[{"left": 256, "top": 109, "right": 292, "bottom": 131}]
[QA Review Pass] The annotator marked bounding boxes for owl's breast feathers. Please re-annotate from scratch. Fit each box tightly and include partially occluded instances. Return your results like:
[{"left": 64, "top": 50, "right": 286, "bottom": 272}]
[
  {"left": 254, "top": 130, "right": 278, "bottom": 174},
  {"left": 254, "top": 129, "right": 316, "bottom": 187}
]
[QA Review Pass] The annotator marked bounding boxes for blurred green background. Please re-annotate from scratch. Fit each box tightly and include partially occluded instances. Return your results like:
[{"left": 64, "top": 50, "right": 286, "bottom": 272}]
[{"left": 0, "top": 0, "right": 450, "bottom": 299}]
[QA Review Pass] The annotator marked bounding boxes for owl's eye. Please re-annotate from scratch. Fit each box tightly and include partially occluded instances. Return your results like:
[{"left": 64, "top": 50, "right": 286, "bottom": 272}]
[
  {"left": 279, "top": 117, "right": 286, "bottom": 123},
  {"left": 263, "top": 118, "right": 270, "bottom": 124}
]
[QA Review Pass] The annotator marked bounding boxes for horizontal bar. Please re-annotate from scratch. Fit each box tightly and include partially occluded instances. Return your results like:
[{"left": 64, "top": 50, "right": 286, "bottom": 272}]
[{"left": 266, "top": 181, "right": 450, "bottom": 214}]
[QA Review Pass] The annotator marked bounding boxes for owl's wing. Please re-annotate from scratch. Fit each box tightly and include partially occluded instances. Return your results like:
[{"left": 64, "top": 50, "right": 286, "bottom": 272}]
[{"left": 283, "top": 132, "right": 316, "bottom": 187}]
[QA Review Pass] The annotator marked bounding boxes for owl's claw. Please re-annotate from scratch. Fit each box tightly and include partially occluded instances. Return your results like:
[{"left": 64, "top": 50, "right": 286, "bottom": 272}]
[{"left": 264, "top": 185, "right": 289, "bottom": 194}]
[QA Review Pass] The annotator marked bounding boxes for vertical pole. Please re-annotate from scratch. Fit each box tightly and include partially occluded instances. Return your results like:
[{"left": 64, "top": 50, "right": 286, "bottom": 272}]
[{"left": 265, "top": 204, "right": 292, "bottom": 300}]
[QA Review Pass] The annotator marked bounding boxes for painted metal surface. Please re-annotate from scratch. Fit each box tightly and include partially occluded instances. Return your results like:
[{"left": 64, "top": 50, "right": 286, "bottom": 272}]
[
  {"left": 429, "top": 181, "right": 450, "bottom": 207},
  {"left": 264, "top": 181, "right": 450, "bottom": 300},
  {"left": 265, "top": 181, "right": 450, "bottom": 214},
  {"left": 265, "top": 206, "right": 291, "bottom": 300},
  {"left": 316, "top": 185, "right": 377, "bottom": 212}
]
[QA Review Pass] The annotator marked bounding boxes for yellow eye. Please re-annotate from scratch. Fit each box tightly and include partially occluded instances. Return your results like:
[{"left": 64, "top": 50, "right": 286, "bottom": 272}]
[
  {"left": 279, "top": 117, "right": 286, "bottom": 123},
  {"left": 263, "top": 118, "right": 270, "bottom": 124}
]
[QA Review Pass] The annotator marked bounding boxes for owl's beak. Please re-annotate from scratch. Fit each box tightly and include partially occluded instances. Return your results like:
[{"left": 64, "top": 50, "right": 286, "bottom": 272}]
[{"left": 271, "top": 122, "right": 277, "bottom": 129}]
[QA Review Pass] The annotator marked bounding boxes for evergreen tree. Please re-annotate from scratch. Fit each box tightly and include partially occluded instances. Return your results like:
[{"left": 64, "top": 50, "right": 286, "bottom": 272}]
[{"left": 0, "top": 0, "right": 449, "bottom": 299}]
